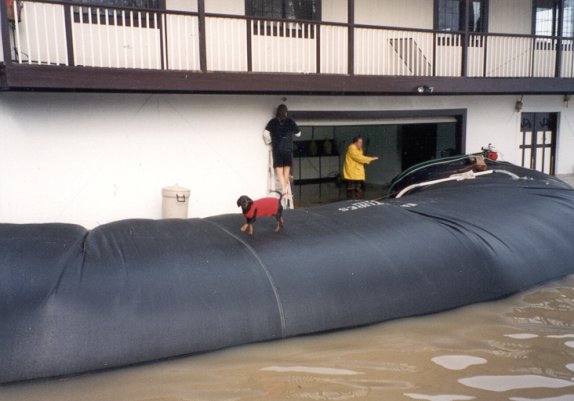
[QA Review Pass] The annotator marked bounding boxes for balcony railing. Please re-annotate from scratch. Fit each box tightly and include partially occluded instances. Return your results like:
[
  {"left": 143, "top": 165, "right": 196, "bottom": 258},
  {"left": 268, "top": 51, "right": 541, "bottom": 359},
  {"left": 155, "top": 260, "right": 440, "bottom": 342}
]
[{"left": 3, "top": 0, "right": 574, "bottom": 79}]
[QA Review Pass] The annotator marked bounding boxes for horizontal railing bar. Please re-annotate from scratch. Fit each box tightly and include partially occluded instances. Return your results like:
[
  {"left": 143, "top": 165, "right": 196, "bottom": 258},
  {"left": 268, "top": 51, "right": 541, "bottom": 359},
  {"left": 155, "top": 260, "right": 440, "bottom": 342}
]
[
  {"left": 468, "top": 31, "right": 567, "bottom": 40},
  {"left": 354, "top": 24, "right": 570, "bottom": 40},
  {"left": 16, "top": 0, "right": 180, "bottom": 15},
  {"left": 205, "top": 13, "right": 348, "bottom": 29}
]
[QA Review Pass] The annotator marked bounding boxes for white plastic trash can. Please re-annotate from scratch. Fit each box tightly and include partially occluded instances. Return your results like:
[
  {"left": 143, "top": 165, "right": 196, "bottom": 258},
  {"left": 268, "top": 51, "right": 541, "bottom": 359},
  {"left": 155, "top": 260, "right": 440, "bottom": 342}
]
[{"left": 162, "top": 185, "right": 190, "bottom": 219}]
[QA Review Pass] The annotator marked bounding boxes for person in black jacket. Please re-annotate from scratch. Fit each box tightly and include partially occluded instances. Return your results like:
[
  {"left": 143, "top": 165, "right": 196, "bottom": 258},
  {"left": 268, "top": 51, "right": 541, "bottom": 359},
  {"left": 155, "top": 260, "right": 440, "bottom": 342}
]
[{"left": 263, "top": 104, "right": 301, "bottom": 195}]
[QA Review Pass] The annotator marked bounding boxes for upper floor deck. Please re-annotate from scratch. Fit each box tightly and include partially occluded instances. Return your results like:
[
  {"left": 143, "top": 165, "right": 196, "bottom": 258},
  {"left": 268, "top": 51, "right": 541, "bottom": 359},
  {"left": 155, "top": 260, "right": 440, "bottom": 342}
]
[{"left": 2, "top": 0, "right": 574, "bottom": 94}]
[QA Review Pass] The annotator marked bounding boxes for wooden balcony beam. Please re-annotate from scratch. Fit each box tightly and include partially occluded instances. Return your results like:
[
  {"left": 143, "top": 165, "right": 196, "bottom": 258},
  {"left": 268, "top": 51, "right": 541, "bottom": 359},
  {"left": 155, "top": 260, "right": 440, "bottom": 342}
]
[
  {"left": 3, "top": 64, "right": 574, "bottom": 95},
  {"left": 0, "top": 0, "right": 11, "bottom": 65}
]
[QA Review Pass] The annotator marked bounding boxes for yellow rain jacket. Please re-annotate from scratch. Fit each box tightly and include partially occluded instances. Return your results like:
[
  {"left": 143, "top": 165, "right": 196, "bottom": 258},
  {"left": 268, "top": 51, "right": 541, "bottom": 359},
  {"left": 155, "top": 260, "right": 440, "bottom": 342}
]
[{"left": 343, "top": 144, "right": 377, "bottom": 181}]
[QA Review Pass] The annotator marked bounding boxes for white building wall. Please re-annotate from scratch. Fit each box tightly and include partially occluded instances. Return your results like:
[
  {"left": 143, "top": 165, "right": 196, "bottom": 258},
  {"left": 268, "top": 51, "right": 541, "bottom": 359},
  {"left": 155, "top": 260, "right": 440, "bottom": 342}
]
[
  {"left": 489, "top": 0, "right": 532, "bottom": 35},
  {"left": 355, "top": 0, "right": 433, "bottom": 29},
  {"left": 165, "top": 0, "right": 244, "bottom": 14},
  {"left": 205, "top": 0, "right": 244, "bottom": 15},
  {"left": 322, "top": 0, "right": 348, "bottom": 23},
  {"left": 1, "top": 92, "right": 573, "bottom": 228},
  {"left": 166, "top": 0, "right": 197, "bottom": 13}
]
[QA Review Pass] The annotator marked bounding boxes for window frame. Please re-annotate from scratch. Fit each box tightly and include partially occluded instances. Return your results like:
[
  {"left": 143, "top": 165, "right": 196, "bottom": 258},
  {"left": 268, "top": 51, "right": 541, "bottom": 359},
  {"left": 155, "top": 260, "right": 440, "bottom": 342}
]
[
  {"left": 434, "top": 0, "right": 489, "bottom": 33},
  {"left": 246, "top": 0, "right": 322, "bottom": 23},
  {"left": 72, "top": 0, "right": 166, "bottom": 28},
  {"left": 532, "top": 0, "right": 574, "bottom": 37},
  {"left": 246, "top": 0, "right": 321, "bottom": 39}
]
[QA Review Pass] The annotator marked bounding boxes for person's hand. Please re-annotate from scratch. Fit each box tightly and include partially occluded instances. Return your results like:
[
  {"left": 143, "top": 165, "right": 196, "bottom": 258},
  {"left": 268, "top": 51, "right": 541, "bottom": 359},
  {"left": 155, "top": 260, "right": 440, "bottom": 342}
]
[{"left": 372, "top": 156, "right": 379, "bottom": 161}]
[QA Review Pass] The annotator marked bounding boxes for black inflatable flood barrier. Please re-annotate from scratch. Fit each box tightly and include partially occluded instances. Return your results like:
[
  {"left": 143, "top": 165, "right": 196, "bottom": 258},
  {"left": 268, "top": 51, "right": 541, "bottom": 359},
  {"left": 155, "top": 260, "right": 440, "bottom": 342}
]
[{"left": 2, "top": 161, "right": 574, "bottom": 384}]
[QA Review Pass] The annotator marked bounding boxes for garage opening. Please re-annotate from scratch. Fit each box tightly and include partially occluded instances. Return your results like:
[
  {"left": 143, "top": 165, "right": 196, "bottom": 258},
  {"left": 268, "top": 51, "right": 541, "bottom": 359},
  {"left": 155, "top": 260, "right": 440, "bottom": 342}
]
[{"left": 291, "top": 113, "right": 465, "bottom": 207}]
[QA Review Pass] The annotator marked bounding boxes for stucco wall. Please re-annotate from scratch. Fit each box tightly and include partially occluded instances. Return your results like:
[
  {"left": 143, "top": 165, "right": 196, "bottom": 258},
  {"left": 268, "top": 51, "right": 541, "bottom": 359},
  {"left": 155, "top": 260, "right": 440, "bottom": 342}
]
[
  {"left": 355, "top": 0, "right": 433, "bottom": 29},
  {"left": 165, "top": 0, "right": 244, "bottom": 14},
  {"left": 166, "top": 0, "right": 197, "bottom": 12},
  {"left": 322, "top": 0, "right": 348, "bottom": 23},
  {"left": 205, "top": 0, "right": 244, "bottom": 14},
  {"left": 489, "top": 0, "right": 532, "bottom": 35},
  {"left": 1, "top": 93, "right": 573, "bottom": 228}
]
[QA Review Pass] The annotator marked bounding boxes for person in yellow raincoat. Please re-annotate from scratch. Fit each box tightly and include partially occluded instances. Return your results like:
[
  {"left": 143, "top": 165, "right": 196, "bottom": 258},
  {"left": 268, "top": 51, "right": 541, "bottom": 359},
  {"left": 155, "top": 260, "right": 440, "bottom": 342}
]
[{"left": 343, "top": 136, "right": 379, "bottom": 196}]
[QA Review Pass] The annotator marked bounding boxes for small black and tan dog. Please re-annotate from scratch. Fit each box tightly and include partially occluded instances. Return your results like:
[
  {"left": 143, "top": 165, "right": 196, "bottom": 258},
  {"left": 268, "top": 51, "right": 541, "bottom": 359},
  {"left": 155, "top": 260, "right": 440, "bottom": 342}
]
[{"left": 236, "top": 192, "right": 283, "bottom": 236}]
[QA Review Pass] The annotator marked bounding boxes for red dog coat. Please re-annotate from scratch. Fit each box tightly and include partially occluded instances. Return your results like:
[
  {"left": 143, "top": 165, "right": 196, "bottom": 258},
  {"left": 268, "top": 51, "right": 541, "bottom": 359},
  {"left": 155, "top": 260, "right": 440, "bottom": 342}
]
[{"left": 244, "top": 197, "right": 280, "bottom": 219}]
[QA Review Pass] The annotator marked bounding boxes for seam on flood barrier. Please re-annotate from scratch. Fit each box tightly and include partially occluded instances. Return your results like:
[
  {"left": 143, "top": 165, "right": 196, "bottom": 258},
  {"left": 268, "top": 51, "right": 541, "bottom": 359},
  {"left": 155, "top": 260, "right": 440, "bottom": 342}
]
[{"left": 204, "top": 219, "right": 287, "bottom": 338}]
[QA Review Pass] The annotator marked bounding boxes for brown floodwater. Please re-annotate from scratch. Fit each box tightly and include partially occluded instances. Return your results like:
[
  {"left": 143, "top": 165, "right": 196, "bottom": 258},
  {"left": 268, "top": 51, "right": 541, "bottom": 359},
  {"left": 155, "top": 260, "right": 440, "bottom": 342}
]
[{"left": 1, "top": 274, "right": 573, "bottom": 401}]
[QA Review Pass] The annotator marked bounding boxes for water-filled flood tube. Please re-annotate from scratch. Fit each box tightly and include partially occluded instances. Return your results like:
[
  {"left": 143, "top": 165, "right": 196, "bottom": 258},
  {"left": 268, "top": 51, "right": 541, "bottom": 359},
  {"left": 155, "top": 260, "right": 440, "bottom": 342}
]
[{"left": 1, "top": 161, "right": 574, "bottom": 383}]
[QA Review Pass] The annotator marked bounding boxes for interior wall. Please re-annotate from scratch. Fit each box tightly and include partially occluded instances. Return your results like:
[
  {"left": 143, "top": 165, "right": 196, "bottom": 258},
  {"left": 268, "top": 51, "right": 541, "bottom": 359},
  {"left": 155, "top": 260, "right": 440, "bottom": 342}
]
[
  {"left": 332, "top": 125, "right": 400, "bottom": 186},
  {"left": 436, "top": 123, "right": 458, "bottom": 157}
]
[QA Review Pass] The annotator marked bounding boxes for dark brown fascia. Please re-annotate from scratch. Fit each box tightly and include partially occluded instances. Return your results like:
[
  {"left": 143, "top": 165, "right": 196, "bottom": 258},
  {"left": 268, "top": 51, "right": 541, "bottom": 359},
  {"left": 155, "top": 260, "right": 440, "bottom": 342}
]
[
  {"left": 0, "top": 64, "right": 7, "bottom": 89},
  {"left": 3, "top": 63, "right": 574, "bottom": 95}
]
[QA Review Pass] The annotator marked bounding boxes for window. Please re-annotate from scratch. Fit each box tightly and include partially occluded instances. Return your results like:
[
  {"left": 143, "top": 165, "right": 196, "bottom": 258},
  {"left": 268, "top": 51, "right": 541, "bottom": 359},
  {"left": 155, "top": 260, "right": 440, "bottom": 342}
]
[
  {"left": 73, "top": 0, "right": 162, "bottom": 9},
  {"left": 248, "top": 0, "right": 321, "bottom": 21},
  {"left": 72, "top": 0, "right": 164, "bottom": 27},
  {"left": 565, "top": 0, "right": 574, "bottom": 36},
  {"left": 534, "top": 0, "right": 560, "bottom": 36},
  {"left": 533, "top": 0, "right": 574, "bottom": 37},
  {"left": 436, "top": 0, "right": 487, "bottom": 32}
]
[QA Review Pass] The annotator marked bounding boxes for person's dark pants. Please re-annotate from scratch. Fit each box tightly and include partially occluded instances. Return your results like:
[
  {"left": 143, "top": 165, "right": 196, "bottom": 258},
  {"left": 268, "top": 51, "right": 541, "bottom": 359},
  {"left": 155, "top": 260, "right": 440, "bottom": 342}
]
[{"left": 346, "top": 180, "right": 364, "bottom": 199}]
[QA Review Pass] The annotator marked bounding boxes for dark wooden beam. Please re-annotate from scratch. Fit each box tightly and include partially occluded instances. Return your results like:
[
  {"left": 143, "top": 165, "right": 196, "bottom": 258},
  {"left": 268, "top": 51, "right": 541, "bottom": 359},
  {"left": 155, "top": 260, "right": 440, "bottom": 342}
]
[
  {"left": 316, "top": 0, "right": 322, "bottom": 73},
  {"left": 347, "top": 0, "right": 354, "bottom": 76},
  {"left": 291, "top": 109, "right": 467, "bottom": 121},
  {"left": 461, "top": 0, "right": 469, "bottom": 77},
  {"left": 556, "top": 0, "right": 564, "bottom": 77},
  {"left": 5, "top": 63, "right": 574, "bottom": 95},
  {"left": 0, "top": 65, "right": 7, "bottom": 89},
  {"left": 1, "top": 0, "right": 12, "bottom": 65},
  {"left": 197, "top": 0, "right": 207, "bottom": 72},
  {"left": 245, "top": 14, "right": 252, "bottom": 71},
  {"left": 63, "top": 4, "right": 75, "bottom": 66},
  {"left": 315, "top": 21, "right": 321, "bottom": 73}
]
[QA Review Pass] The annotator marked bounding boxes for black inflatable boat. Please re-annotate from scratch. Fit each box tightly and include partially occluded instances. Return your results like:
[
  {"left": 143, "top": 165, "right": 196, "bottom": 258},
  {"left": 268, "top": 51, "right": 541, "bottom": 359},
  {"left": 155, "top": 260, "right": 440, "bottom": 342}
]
[{"left": 1, "top": 159, "right": 574, "bottom": 384}]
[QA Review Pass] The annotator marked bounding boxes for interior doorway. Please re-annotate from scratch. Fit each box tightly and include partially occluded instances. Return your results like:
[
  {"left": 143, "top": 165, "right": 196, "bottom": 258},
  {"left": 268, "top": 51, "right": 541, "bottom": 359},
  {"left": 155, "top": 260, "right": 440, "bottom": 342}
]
[
  {"left": 520, "top": 112, "right": 558, "bottom": 175},
  {"left": 401, "top": 124, "right": 438, "bottom": 170},
  {"left": 292, "top": 117, "right": 463, "bottom": 207}
]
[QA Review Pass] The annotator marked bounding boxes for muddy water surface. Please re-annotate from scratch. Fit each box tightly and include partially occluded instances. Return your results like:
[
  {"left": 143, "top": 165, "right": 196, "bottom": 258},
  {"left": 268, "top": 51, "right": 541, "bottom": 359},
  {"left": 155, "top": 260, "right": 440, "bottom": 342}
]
[{"left": 1, "top": 275, "right": 574, "bottom": 401}]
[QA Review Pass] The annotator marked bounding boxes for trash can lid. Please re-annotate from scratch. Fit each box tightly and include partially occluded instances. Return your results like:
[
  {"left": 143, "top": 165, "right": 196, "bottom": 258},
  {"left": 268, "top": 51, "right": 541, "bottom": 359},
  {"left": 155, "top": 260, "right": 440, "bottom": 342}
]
[{"left": 162, "top": 185, "right": 190, "bottom": 197}]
